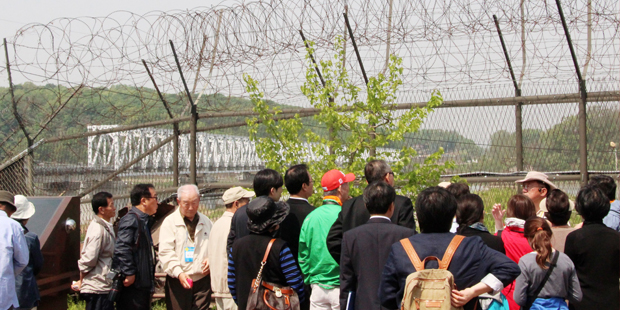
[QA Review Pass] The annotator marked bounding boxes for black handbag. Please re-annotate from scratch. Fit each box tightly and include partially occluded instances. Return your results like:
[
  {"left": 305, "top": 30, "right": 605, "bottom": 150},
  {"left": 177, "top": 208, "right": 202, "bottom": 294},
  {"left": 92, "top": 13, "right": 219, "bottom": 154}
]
[
  {"left": 523, "top": 250, "right": 560, "bottom": 310},
  {"left": 246, "top": 239, "right": 300, "bottom": 310}
]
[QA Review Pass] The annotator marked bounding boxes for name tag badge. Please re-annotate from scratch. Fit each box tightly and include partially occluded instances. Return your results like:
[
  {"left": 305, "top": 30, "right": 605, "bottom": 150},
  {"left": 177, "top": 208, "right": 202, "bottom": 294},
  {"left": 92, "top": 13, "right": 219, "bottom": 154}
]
[{"left": 184, "top": 246, "right": 195, "bottom": 263}]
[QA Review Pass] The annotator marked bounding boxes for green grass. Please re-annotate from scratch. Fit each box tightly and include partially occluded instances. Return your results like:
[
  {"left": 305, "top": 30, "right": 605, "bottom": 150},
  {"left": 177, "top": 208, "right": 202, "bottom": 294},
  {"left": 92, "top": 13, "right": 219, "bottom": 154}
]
[
  {"left": 68, "top": 294, "right": 85, "bottom": 310},
  {"left": 67, "top": 294, "right": 215, "bottom": 309},
  {"left": 67, "top": 294, "right": 166, "bottom": 310}
]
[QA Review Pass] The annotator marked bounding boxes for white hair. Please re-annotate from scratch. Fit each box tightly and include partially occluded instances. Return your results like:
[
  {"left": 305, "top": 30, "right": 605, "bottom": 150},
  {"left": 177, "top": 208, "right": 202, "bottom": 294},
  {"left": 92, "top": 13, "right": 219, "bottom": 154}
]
[{"left": 177, "top": 184, "right": 200, "bottom": 200}]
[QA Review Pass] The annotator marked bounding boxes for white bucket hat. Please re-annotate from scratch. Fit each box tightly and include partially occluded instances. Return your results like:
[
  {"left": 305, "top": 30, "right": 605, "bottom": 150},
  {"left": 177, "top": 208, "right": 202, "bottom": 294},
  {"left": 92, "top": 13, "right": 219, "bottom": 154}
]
[
  {"left": 11, "top": 195, "right": 36, "bottom": 220},
  {"left": 515, "top": 171, "right": 558, "bottom": 190}
]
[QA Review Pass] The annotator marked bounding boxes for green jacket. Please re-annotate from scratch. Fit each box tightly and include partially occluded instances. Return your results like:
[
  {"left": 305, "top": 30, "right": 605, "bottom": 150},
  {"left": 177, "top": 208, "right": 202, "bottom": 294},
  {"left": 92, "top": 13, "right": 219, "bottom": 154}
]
[{"left": 298, "top": 200, "right": 341, "bottom": 288}]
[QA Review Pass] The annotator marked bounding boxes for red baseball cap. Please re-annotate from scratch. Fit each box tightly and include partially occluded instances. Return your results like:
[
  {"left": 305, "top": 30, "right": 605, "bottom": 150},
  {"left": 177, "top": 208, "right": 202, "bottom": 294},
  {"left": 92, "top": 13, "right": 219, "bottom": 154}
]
[{"left": 321, "top": 169, "right": 355, "bottom": 191}]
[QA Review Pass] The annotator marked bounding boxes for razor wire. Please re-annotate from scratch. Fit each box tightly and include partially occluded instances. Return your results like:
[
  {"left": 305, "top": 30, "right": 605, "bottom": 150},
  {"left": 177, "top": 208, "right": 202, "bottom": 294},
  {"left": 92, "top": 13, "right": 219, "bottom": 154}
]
[{"left": 2, "top": 0, "right": 618, "bottom": 103}]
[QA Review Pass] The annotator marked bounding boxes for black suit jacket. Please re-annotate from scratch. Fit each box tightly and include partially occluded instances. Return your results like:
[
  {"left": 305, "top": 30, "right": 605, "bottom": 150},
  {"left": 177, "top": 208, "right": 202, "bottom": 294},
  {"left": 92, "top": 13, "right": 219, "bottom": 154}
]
[
  {"left": 340, "top": 217, "right": 414, "bottom": 310},
  {"left": 565, "top": 222, "right": 620, "bottom": 310},
  {"left": 280, "top": 198, "right": 315, "bottom": 258},
  {"left": 457, "top": 226, "right": 505, "bottom": 254},
  {"left": 327, "top": 195, "right": 416, "bottom": 263}
]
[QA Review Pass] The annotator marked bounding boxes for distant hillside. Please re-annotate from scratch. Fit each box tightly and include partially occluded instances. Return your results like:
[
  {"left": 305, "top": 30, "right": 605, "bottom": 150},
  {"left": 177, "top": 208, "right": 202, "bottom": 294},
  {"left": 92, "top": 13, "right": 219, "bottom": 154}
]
[
  {"left": 1, "top": 83, "right": 480, "bottom": 167},
  {"left": 0, "top": 83, "right": 294, "bottom": 157}
]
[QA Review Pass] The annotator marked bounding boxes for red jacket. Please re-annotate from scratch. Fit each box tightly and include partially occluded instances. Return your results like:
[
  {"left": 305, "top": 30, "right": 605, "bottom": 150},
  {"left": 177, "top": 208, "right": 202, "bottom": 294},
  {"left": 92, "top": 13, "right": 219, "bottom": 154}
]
[{"left": 498, "top": 226, "right": 532, "bottom": 310}]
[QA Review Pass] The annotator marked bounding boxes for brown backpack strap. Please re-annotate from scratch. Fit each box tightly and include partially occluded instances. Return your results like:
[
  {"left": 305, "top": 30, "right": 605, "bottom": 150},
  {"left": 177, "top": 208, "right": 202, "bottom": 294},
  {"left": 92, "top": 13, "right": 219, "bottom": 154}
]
[
  {"left": 400, "top": 238, "right": 425, "bottom": 271},
  {"left": 438, "top": 235, "right": 465, "bottom": 270},
  {"left": 262, "top": 239, "right": 276, "bottom": 263}
]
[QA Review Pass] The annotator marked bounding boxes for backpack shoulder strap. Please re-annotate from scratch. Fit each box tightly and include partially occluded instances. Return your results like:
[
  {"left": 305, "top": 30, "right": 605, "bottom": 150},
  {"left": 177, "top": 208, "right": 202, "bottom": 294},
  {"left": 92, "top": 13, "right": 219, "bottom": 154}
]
[
  {"left": 438, "top": 235, "right": 465, "bottom": 270},
  {"left": 400, "top": 238, "right": 425, "bottom": 271}
]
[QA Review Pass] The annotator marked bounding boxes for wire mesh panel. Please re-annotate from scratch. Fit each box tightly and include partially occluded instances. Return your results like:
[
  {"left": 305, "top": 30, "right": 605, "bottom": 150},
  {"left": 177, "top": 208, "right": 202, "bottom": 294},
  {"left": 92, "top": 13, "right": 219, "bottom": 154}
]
[
  {"left": 0, "top": 0, "right": 618, "bottom": 240},
  {"left": 585, "top": 99, "right": 620, "bottom": 172},
  {"left": 0, "top": 156, "right": 33, "bottom": 196}
]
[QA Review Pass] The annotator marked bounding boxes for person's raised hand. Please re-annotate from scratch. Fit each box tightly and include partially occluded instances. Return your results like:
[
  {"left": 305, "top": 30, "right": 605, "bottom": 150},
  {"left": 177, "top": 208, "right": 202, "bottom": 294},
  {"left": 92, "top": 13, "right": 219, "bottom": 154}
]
[
  {"left": 492, "top": 203, "right": 506, "bottom": 232},
  {"left": 491, "top": 203, "right": 505, "bottom": 222}
]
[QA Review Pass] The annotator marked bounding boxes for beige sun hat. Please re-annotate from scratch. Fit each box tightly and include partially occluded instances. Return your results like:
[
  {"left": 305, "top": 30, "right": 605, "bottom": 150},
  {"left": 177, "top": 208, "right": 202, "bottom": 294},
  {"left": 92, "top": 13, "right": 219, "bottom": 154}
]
[
  {"left": 11, "top": 195, "right": 36, "bottom": 220},
  {"left": 515, "top": 171, "right": 557, "bottom": 190},
  {"left": 222, "top": 187, "right": 255, "bottom": 205}
]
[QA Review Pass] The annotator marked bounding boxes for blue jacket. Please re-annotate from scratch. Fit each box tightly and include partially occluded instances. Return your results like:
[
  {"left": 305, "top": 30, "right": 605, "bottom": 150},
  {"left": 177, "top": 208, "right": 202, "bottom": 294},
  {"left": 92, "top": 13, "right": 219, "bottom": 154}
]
[
  {"left": 603, "top": 200, "right": 620, "bottom": 231},
  {"left": 379, "top": 233, "right": 520, "bottom": 310},
  {"left": 15, "top": 225, "right": 43, "bottom": 308}
]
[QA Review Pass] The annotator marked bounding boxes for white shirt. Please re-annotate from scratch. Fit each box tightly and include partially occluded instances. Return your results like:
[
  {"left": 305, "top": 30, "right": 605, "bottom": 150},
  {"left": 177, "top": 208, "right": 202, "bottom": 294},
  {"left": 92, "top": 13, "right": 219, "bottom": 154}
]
[
  {"left": 0, "top": 210, "right": 29, "bottom": 309},
  {"left": 288, "top": 197, "right": 309, "bottom": 203}
]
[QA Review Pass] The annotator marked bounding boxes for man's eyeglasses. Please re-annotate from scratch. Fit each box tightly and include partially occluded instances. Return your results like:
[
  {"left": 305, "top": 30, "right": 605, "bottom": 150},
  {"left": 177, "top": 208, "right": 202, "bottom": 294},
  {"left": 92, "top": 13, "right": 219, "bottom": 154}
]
[
  {"left": 522, "top": 184, "right": 542, "bottom": 193},
  {"left": 386, "top": 171, "right": 395, "bottom": 176}
]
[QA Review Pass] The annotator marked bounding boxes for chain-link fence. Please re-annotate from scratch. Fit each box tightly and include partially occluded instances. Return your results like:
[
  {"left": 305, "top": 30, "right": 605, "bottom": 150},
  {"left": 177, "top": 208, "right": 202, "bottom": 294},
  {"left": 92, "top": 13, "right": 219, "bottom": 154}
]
[
  {"left": 0, "top": 156, "right": 32, "bottom": 196},
  {"left": 0, "top": 0, "right": 619, "bottom": 235},
  {"left": 1, "top": 88, "right": 617, "bottom": 235}
]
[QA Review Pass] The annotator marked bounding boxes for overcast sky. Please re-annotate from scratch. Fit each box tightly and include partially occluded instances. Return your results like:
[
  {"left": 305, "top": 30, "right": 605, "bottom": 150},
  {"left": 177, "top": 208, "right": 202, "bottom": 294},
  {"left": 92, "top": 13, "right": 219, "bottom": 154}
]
[{"left": 0, "top": 0, "right": 238, "bottom": 40}]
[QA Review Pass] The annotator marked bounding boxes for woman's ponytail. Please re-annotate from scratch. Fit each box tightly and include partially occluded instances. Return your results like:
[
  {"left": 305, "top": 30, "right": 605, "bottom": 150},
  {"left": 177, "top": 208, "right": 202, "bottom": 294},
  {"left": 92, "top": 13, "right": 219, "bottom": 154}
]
[{"left": 524, "top": 217, "right": 553, "bottom": 269}]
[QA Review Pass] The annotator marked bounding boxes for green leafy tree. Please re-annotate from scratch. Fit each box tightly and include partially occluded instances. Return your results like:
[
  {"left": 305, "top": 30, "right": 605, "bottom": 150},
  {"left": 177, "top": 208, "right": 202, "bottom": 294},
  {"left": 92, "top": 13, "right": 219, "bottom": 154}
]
[{"left": 245, "top": 37, "right": 454, "bottom": 204}]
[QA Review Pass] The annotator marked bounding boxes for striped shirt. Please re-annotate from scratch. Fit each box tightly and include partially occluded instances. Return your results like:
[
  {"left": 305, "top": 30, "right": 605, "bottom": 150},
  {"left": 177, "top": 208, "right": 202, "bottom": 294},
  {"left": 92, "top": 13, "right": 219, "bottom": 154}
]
[{"left": 228, "top": 245, "right": 305, "bottom": 303}]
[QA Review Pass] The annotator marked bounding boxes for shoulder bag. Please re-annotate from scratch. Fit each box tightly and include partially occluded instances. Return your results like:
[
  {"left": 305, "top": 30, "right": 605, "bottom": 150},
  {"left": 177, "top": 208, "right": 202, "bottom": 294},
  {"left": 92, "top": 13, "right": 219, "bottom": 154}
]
[
  {"left": 522, "top": 250, "right": 560, "bottom": 310},
  {"left": 247, "top": 238, "right": 300, "bottom": 310}
]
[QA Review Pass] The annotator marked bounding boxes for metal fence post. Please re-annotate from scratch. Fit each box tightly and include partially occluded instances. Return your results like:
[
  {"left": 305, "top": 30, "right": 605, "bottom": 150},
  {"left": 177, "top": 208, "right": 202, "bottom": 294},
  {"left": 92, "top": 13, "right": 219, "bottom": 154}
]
[
  {"left": 555, "top": 0, "right": 588, "bottom": 186},
  {"left": 493, "top": 15, "right": 524, "bottom": 173},
  {"left": 344, "top": 12, "right": 375, "bottom": 156},
  {"left": 26, "top": 150, "right": 33, "bottom": 195},
  {"left": 170, "top": 40, "right": 198, "bottom": 185},
  {"left": 173, "top": 129, "right": 179, "bottom": 187},
  {"left": 142, "top": 59, "right": 180, "bottom": 186}
]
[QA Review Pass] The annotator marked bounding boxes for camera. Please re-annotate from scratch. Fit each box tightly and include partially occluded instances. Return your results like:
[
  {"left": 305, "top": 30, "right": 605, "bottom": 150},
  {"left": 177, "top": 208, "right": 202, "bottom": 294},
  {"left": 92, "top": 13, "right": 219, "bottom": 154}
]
[{"left": 107, "top": 268, "right": 124, "bottom": 302}]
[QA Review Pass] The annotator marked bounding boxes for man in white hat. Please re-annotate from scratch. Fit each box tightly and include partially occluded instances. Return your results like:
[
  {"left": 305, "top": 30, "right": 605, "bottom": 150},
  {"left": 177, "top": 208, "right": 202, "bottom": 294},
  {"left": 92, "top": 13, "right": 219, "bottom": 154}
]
[
  {"left": 12, "top": 195, "right": 44, "bottom": 310},
  {"left": 515, "top": 171, "right": 557, "bottom": 217},
  {"left": 207, "top": 187, "right": 254, "bottom": 310},
  {"left": 0, "top": 190, "right": 29, "bottom": 310}
]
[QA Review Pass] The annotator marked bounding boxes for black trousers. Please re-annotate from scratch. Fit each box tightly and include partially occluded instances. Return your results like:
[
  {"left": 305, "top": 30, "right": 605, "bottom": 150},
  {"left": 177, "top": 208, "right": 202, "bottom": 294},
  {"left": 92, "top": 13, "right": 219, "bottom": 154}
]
[
  {"left": 116, "top": 285, "right": 152, "bottom": 310},
  {"left": 301, "top": 283, "right": 311, "bottom": 310},
  {"left": 165, "top": 275, "right": 212, "bottom": 310},
  {"left": 82, "top": 293, "right": 114, "bottom": 310}
]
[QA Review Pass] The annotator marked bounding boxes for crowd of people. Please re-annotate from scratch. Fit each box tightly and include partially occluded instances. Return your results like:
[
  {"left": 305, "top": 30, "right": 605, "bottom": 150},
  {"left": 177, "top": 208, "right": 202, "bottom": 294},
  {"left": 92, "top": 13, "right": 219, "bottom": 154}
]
[{"left": 1, "top": 160, "right": 619, "bottom": 310}]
